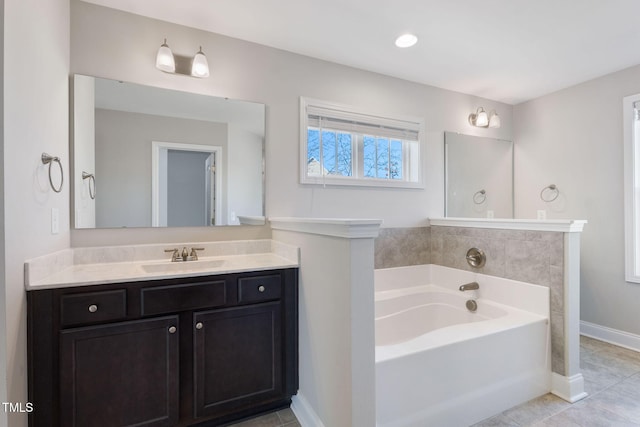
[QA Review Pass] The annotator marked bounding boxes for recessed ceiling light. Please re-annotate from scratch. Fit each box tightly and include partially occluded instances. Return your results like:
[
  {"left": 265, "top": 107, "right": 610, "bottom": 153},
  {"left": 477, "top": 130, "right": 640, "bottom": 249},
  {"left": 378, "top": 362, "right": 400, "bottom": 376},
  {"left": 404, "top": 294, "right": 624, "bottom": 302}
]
[{"left": 395, "top": 34, "right": 418, "bottom": 48}]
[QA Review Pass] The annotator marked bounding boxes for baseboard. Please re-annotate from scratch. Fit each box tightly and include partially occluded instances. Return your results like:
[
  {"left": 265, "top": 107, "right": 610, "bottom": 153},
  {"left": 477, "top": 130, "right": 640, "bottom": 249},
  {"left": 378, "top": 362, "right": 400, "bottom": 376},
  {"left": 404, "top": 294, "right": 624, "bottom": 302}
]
[
  {"left": 580, "top": 321, "right": 640, "bottom": 353},
  {"left": 551, "top": 372, "right": 587, "bottom": 403},
  {"left": 291, "top": 393, "right": 326, "bottom": 427}
]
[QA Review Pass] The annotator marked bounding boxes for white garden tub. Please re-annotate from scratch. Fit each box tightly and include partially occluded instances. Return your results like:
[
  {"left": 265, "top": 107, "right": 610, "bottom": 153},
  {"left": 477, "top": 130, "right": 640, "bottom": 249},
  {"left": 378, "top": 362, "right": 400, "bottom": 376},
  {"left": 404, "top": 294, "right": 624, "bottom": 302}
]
[{"left": 375, "top": 264, "right": 551, "bottom": 427}]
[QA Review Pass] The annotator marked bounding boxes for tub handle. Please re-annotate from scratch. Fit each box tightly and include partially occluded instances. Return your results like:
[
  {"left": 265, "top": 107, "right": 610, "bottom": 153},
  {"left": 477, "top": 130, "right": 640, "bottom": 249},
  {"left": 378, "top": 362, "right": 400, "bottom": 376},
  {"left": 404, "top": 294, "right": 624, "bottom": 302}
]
[{"left": 466, "top": 248, "right": 486, "bottom": 268}]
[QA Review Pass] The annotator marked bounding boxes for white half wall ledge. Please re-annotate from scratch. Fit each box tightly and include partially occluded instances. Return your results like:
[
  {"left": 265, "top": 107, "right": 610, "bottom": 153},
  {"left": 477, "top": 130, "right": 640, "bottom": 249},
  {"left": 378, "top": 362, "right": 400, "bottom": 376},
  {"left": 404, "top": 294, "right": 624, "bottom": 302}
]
[
  {"left": 429, "top": 217, "right": 587, "bottom": 232},
  {"left": 269, "top": 217, "right": 383, "bottom": 238}
]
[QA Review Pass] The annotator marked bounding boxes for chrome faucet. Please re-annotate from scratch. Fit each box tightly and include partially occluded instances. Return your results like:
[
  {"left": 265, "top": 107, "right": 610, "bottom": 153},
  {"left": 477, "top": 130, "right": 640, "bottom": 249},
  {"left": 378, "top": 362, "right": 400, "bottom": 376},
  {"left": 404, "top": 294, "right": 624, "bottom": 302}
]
[
  {"left": 164, "top": 247, "right": 205, "bottom": 262},
  {"left": 459, "top": 281, "right": 479, "bottom": 292},
  {"left": 164, "top": 248, "right": 180, "bottom": 262},
  {"left": 189, "top": 247, "right": 204, "bottom": 260}
]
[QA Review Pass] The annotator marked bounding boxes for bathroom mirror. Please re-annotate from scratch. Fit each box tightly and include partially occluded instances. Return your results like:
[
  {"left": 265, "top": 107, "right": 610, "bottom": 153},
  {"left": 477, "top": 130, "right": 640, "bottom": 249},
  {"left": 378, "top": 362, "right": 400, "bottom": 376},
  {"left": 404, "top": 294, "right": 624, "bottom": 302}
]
[
  {"left": 444, "top": 132, "right": 513, "bottom": 218},
  {"left": 72, "top": 75, "right": 265, "bottom": 228}
]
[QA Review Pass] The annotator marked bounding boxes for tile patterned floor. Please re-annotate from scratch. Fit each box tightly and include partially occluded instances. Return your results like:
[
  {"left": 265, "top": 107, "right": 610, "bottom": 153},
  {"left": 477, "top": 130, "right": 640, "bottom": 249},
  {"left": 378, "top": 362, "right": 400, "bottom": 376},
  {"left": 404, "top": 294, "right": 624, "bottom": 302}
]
[
  {"left": 230, "top": 336, "right": 640, "bottom": 427},
  {"left": 226, "top": 408, "right": 300, "bottom": 427},
  {"left": 474, "top": 336, "right": 640, "bottom": 426}
]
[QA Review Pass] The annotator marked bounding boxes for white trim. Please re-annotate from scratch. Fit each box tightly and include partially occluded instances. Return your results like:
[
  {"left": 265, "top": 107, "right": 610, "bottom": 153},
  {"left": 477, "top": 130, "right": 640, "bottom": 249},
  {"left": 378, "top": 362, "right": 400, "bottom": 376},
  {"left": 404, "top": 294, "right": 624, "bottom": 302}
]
[
  {"left": 623, "top": 94, "right": 640, "bottom": 283},
  {"left": 291, "top": 394, "right": 326, "bottom": 427},
  {"left": 429, "top": 217, "right": 587, "bottom": 232},
  {"left": 269, "top": 217, "right": 382, "bottom": 238},
  {"left": 151, "top": 141, "right": 223, "bottom": 227},
  {"left": 563, "top": 232, "right": 582, "bottom": 379},
  {"left": 551, "top": 372, "right": 587, "bottom": 403},
  {"left": 300, "top": 174, "right": 425, "bottom": 189},
  {"left": 581, "top": 321, "right": 640, "bottom": 353}
]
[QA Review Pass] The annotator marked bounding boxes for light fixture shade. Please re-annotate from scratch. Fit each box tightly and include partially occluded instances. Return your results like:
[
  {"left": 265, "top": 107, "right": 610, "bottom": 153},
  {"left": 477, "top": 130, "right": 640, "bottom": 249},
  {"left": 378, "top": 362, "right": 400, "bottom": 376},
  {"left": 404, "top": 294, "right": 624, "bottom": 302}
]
[
  {"left": 488, "top": 110, "right": 501, "bottom": 128},
  {"left": 475, "top": 108, "right": 489, "bottom": 127},
  {"left": 156, "top": 39, "right": 175, "bottom": 73},
  {"left": 191, "top": 47, "right": 210, "bottom": 78}
]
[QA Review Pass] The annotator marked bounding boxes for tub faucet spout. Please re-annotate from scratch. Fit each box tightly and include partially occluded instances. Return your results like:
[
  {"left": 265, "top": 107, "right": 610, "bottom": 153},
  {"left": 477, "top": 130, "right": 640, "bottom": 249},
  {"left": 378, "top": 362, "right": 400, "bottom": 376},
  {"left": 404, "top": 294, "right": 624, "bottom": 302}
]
[{"left": 459, "top": 282, "right": 479, "bottom": 292}]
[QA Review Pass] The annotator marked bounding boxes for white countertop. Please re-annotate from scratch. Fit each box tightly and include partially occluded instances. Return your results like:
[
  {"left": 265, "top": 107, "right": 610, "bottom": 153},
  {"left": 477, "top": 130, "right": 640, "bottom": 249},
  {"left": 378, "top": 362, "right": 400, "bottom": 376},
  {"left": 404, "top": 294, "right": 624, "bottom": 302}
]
[{"left": 25, "top": 240, "right": 299, "bottom": 291}]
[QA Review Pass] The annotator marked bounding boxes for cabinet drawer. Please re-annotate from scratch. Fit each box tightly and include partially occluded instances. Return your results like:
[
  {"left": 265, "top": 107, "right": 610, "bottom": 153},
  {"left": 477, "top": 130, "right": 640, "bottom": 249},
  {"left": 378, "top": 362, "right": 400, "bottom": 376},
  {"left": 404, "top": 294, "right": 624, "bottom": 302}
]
[
  {"left": 60, "top": 290, "right": 127, "bottom": 327},
  {"left": 238, "top": 275, "right": 281, "bottom": 304},
  {"left": 141, "top": 280, "right": 227, "bottom": 316}
]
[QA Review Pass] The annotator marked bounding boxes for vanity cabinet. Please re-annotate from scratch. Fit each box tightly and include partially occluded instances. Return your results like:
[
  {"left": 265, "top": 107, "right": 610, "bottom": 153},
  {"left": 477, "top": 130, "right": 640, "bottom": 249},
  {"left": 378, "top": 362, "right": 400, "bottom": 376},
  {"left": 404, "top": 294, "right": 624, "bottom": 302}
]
[
  {"left": 59, "top": 316, "right": 180, "bottom": 427},
  {"left": 28, "top": 268, "right": 298, "bottom": 427},
  {"left": 193, "top": 303, "right": 281, "bottom": 418}
]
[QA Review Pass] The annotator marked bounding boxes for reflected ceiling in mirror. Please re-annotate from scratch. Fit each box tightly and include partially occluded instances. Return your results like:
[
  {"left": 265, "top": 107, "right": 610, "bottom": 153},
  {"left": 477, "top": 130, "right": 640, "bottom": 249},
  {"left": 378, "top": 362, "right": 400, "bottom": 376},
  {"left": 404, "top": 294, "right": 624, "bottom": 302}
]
[
  {"left": 72, "top": 75, "right": 265, "bottom": 229},
  {"left": 444, "top": 132, "right": 513, "bottom": 218}
]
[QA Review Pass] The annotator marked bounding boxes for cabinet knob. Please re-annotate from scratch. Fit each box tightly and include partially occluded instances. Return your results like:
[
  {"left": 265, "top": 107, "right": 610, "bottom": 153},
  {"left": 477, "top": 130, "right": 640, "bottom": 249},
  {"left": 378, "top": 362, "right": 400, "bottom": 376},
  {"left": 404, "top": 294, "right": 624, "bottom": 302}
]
[
  {"left": 195, "top": 322, "right": 203, "bottom": 330},
  {"left": 258, "top": 285, "right": 265, "bottom": 293},
  {"left": 168, "top": 326, "right": 177, "bottom": 334},
  {"left": 88, "top": 304, "right": 98, "bottom": 313}
]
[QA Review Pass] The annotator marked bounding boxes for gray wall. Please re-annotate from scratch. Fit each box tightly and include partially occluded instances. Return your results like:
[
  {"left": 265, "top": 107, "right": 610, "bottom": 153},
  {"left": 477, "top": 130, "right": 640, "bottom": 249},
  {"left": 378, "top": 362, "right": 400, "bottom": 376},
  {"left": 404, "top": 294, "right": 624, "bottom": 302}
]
[
  {"left": 69, "top": 0, "right": 513, "bottom": 246},
  {"left": 95, "top": 108, "right": 227, "bottom": 227},
  {"left": 514, "top": 64, "right": 640, "bottom": 337},
  {"left": 167, "top": 150, "right": 210, "bottom": 226},
  {"left": 4, "top": 0, "right": 70, "bottom": 425}
]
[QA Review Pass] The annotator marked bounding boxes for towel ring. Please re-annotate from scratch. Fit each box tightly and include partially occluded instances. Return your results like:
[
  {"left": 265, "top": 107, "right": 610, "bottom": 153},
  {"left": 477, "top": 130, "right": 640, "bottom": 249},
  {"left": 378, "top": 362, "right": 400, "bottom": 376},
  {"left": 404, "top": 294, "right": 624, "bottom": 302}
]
[
  {"left": 41, "top": 153, "right": 63, "bottom": 193},
  {"left": 540, "top": 184, "right": 559, "bottom": 202},
  {"left": 473, "top": 189, "right": 486, "bottom": 204},
  {"left": 82, "top": 171, "right": 96, "bottom": 200}
]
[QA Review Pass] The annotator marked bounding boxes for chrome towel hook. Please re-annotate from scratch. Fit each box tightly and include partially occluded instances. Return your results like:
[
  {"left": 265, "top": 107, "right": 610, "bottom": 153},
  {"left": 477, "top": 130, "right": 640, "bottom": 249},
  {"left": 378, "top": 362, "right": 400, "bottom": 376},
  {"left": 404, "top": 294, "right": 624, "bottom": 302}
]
[
  {"left": 41, "top": 153, "right": 63, "bottom": 193},
  {"left": 540, "top": 184, "right": 559, "bottom": 202},
  {"left": 473, "top": 189, "right": 486, "bottom": 204},
  {"left": 82, "top": 171, "right": 96, "bottom": 200}
]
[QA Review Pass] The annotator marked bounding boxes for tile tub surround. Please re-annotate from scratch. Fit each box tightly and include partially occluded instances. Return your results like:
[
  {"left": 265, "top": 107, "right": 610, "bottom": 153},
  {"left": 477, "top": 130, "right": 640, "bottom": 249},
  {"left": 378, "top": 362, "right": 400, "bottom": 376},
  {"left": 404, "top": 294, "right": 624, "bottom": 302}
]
[
  {"left": 374, "top": 226, "right": 431, "bottom": 269},
  {"left": 375, "top": 218, "right": 587, "bottom": 401},
  {"left": 24, "top": 239, "right": 299, "bottom": 289},
  {"left": 430, "top": 223, "right": 574, "bottom": 377}
]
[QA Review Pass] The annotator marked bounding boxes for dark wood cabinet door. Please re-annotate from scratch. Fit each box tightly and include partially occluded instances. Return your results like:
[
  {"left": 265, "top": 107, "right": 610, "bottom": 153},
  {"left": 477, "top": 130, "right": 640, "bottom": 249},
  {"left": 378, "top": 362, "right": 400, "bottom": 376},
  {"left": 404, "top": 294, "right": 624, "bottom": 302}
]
[
  {"left": 193, "top": 303, "right": 283, "bottom": 418},
  {"left": 59, "top": 316, "right": 179, "bottom": 427}
]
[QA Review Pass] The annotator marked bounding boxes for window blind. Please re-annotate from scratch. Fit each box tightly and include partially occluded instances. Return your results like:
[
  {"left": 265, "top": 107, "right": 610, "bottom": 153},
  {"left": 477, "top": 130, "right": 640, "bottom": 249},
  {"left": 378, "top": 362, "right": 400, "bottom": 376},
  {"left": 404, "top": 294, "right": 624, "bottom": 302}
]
[{"left": 306, "top": 105, "right": 420, "bottom": 141}]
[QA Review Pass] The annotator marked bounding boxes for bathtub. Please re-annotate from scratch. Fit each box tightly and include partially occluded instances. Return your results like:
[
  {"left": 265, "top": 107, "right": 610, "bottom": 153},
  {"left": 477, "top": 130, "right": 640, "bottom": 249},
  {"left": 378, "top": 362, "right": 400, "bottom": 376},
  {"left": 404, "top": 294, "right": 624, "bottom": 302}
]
[{"left": 375, "top": 264, "right": 550, "bottom": 427}]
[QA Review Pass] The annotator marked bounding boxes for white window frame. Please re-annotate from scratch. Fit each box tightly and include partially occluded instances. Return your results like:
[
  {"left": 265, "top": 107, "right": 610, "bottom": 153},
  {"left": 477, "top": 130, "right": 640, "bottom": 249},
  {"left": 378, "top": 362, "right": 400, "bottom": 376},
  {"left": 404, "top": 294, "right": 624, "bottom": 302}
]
[
  {"left": 623, "top": 94, "right": 640, "bottom": 283},
  {"left": 299, "top": 97, "right": 425, "bottom": 188}
]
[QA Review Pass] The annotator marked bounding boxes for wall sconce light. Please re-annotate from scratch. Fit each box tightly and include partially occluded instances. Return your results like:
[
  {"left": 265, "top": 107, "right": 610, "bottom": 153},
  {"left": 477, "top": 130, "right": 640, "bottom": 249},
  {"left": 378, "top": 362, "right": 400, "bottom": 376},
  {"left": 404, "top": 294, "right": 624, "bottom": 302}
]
[
  {"left": 155, "top": 39, "right": 210, "bottom": 78},
  {"left": 191, "top": 47, "right": 210, "bottom": 78},
  {"left": 469, "top": 107, "right": 501, "bottom": 128},
  {"left": 156, "top": 39, "right": 176, "bottom": 73}
]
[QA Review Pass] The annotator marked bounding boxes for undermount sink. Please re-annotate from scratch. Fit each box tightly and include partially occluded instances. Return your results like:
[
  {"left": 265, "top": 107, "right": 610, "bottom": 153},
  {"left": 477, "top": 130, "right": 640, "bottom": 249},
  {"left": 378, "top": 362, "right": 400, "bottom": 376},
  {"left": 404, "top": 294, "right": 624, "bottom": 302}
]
[{"left": 141, "top": 259, "right": 225, "bottom": 274}]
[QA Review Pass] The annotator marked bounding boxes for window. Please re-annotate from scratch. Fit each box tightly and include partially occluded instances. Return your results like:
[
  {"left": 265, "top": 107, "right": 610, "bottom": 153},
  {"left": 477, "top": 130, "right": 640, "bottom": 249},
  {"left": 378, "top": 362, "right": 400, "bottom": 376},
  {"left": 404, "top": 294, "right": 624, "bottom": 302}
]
[
  {"left": 623, "top": 94, "right": 640, "bottom": 283},
  {"left": 300, "top": 97, "right": 424, "bottom": 188}
]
